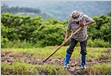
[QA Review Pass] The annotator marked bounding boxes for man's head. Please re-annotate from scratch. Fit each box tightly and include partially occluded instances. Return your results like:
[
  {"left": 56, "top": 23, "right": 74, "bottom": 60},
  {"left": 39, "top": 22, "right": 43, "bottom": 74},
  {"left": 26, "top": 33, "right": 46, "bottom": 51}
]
[
  {"left": 72, "top": 11, "right": 80, "bottom": 19},
  {"left": 71, "top": 10, "right": 82, "bottom": 22}
]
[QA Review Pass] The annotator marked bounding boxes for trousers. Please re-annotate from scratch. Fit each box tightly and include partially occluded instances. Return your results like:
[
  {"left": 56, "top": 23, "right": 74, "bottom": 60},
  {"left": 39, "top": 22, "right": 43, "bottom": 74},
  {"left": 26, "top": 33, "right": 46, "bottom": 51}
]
[{"left": 64, "top": 38, "right": 87, "bottom": 65}]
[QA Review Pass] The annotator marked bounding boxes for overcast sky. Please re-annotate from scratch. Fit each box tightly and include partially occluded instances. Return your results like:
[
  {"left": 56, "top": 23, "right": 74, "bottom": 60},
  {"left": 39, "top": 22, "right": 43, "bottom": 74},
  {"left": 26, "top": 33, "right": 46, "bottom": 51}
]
[
  {"left": 1, "top": 0, "right": 111, "bottom": 6},
  {"left": 1, "top": 0, "right": 111, "bottom": 2}
]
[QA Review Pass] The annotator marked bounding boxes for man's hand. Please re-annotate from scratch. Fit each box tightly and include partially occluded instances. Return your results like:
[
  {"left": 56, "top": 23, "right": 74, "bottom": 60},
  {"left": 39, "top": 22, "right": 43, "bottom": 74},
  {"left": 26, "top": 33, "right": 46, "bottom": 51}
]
[{"left": 79, "top": 21, "right": 85, "bottom": 27}]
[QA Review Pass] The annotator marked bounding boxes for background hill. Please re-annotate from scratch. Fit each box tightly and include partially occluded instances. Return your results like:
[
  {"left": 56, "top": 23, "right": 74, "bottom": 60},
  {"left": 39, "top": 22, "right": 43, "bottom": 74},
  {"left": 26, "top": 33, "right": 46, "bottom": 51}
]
[{"left": 1, "top": 0, "right": 111, "bottom": 20}]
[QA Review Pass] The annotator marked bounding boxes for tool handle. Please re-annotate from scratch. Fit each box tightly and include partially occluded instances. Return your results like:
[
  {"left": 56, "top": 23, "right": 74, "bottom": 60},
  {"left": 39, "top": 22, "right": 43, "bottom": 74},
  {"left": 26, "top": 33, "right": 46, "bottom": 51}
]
[{"left": 42, "top": 27, "right": 82, "bottom": 63}]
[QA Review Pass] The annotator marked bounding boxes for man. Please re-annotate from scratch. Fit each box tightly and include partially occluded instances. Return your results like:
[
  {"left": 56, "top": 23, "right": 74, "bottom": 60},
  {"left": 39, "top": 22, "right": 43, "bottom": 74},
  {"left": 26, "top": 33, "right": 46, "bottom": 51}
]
[{"left": 64, "top": 10, "right": 95, "bottom": 69}]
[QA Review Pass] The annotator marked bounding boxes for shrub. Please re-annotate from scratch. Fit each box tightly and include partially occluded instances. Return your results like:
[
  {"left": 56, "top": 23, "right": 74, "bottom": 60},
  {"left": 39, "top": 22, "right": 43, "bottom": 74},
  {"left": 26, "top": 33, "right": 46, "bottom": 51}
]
[
  {"left": 88, "top": 39, "right": 110, "bottom": 47},
  {"left": 1, "top": 14, "right": 111, "bottom": 48},
  {"left": 1, "top": 40, "right": 33, "bottom": 48}
]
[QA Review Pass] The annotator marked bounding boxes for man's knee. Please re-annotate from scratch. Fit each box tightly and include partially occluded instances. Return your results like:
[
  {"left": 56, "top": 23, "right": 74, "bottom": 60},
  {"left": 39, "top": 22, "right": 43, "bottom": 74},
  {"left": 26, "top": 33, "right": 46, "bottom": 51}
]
[
  {"left": 67, "top": 48, "right": 74, "bottom": 54},
  {"left": 80, "top": 50, "right": 87, "bottom": 55}
]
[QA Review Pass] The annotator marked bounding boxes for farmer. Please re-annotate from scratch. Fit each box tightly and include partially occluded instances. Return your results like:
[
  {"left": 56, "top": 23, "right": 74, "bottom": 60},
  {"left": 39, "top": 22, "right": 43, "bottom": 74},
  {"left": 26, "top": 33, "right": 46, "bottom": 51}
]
[{"left": 64, "top": 10, "right": 95, "bottom": 69}]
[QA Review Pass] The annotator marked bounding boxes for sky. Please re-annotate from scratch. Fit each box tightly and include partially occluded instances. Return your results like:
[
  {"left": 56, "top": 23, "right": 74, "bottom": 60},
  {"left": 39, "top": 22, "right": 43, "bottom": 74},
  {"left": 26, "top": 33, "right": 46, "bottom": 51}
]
[
  {"left": 1, "top": 0, "right": 111, "bottom": 20},
  {"left": 1, "top": 0, "right": 111, "bottom": 2},
  {"left": 2, "top": 0, "right": 111, "bottom": 8}
]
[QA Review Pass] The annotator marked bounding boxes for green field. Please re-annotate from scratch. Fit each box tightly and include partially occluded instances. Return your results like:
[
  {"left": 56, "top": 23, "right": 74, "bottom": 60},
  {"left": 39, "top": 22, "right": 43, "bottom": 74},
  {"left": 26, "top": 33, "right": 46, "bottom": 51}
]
[{"left": 1, "top": 46, "right": 111, "bottom": 75}]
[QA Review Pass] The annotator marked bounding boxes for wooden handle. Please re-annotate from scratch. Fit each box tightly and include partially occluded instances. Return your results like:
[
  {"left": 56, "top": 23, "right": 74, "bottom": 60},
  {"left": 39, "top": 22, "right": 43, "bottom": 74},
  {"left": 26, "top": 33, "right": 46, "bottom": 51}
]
[{"left": 42, "top": 27, "right": 82, "bottom": 63}]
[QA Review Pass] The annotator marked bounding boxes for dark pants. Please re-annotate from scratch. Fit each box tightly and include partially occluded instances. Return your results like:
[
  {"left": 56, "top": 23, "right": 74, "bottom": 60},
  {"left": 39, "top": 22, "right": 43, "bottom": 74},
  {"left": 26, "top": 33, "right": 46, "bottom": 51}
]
[
  {"left": 67, "top": 38, "right": 87, "bottom": 55},
  {"left": 64, "top": 39, "right": 87, "bottom": 66},
  {"left": 64, "top": 38, "right": 87, "bottom": 66}
]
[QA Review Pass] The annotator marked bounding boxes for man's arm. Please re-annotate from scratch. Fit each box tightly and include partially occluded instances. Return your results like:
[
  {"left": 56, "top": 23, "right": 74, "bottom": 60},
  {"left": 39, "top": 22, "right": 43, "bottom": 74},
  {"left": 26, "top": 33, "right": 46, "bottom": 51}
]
[
  {"left": 85, "top": 20, "right": 95, "bottom": 26},
  {"left": 83, "top": 15, "right": 95, "bottom": 26}
]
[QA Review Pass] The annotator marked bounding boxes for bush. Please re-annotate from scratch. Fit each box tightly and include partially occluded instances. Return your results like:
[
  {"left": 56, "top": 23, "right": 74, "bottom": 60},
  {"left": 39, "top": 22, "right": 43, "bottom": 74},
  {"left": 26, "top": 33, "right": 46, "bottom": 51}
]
[
  {"left": 1, "top": 14, "right": 111, "bottom": 48},
  {"left": 88, "top": 39, "right": 110, "bottom": 47},
  {"left": 1, "top": 40, "right": 33, "bottom": 48}
]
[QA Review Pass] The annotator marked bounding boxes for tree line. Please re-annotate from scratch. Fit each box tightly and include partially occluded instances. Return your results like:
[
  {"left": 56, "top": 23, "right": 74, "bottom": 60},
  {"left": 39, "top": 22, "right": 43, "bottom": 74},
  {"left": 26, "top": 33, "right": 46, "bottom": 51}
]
[
  {"left": 1, "top": 13, "right": 111, "bottom": 48},
  {"left": 1, "top": 5, "right": 50, "bottom": 19}
]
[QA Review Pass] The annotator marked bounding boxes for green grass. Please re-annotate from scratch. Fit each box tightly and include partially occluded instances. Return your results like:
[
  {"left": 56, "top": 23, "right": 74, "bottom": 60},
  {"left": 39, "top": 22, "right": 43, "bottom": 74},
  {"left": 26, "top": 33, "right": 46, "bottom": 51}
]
[
  {"left": 36, "top": 64, "right": 69, "bottom": 75},
  {"left": 1, "top": 46, "right": 111, "bottom": 75},
  {"left": 1, "top": 62, "right": 69, "bottom": 75},
  {"left": 79, "top": 63, "right": 111, "bottom": 75},
  {"left": 1, "top": 62, "right": 38, "bottom": 75},
  {"left": 2, "top": 46, "right": 108, "bottom": 60}
]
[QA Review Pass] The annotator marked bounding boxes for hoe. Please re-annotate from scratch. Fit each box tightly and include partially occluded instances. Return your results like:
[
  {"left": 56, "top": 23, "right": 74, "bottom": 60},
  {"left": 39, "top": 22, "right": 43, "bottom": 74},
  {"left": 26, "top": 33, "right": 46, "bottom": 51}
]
[{"left": 42, "top": 26, "right": 83, "bottom": 63}]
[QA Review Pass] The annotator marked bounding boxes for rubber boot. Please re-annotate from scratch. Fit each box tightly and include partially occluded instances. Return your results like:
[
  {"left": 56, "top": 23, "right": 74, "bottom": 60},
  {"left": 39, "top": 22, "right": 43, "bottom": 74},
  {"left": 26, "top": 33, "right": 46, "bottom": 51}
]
[
  {"left": 64, "top": 53, "right": 71, "bottom": 69},
  {"left": 80, "top": 55, "right": 87, "bottom": 69}
]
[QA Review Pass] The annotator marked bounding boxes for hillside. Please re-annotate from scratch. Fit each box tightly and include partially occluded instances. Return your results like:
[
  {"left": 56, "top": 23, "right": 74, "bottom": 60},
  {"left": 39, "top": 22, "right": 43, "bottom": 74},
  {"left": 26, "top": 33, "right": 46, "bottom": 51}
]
[
  {"left": 1, "top": 5, "right": 51, "bottom": 19},
  {"left": 1, "top": 0, "right": 111, "bottom": 20}
]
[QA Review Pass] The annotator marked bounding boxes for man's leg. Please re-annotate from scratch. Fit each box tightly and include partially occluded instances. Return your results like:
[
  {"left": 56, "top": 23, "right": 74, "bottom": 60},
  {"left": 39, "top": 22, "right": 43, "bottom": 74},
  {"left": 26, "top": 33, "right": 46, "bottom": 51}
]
[
  {"left": 80, "top": 40, "right": 87, "bottom": 69},
  {"left": 64, "top": 38, "right": 78, "bottom": 68}
]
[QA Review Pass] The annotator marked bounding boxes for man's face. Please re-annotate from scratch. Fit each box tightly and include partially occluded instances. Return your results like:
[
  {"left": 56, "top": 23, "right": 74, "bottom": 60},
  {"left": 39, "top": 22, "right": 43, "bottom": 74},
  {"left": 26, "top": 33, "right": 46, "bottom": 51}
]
[{"left": 72, "top": 12, "right": 80, "bottom": 19}]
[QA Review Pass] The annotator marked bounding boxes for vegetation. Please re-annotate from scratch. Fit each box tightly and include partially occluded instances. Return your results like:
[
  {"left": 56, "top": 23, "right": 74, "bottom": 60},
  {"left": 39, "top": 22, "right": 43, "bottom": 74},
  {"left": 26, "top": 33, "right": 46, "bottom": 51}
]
[
  {"left": 1, "top": 2, "right": 111, "bottom": 75},
  {"left": 1, "top": 62, "right": 38, "bottom": 75},
  {"left": 1, "top": 47, "right": 111, "bottom": 75},
  {"left": 1, "top": 5, "right": 50, "bottom": 19},
  {"left": 1, "top": 14, "right": 111, "bottom": 48},
  {"left": 1, "top": 62, "right": 69, "bottom": 75},
  {"left": 1, "top": 46, "right": 108, "bottom": 60},
  {"left": 1, "top": 1, "right": 111, "bottom": 75},
  {"left": 77, "top": 64, "right": 111, "bottom": 75},
  {"left": 36, "top": 64, "right": 69, "bottom": 75}
]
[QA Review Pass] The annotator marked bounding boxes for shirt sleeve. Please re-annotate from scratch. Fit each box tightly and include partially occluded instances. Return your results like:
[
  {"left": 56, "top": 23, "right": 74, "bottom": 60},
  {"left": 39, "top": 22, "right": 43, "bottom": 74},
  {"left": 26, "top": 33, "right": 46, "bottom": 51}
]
[{"left": 83, "top": 15, "right": 94, "bottom": 23}]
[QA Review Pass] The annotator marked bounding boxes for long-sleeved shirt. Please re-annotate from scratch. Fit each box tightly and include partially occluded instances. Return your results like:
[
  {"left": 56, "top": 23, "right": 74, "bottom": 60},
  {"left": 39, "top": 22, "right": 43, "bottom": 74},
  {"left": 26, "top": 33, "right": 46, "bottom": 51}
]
[{"left": 68, "top": 14, "right": 94, "bottom": 42}]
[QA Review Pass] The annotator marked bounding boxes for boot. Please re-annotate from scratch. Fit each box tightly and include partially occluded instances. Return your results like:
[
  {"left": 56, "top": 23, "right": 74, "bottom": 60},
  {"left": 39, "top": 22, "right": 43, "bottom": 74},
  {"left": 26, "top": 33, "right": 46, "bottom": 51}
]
[
  {"left": 64, "top": 53, "right": 71, "bottom": 69},
  {"left": 80, "top": 55, "right": 87, "bottom": 69}
]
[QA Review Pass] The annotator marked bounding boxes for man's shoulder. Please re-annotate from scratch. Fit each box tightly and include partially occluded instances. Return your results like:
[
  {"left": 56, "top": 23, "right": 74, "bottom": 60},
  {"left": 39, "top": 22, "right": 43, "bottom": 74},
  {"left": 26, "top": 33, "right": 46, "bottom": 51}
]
[{"left": 83, "top": 14, "right": 89, "bottom": 18}]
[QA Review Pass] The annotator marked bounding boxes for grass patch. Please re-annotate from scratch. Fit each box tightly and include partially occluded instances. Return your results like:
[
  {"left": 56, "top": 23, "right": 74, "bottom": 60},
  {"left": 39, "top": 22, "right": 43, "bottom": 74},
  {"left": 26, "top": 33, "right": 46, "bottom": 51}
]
[
  {"left": 1, "top": 62, "right": 38, "bottom": 75},
  {"left": 37, "top": 64, "right": 69, "bottom": 75},
  {"left": 1, "top": 46, "right": 111, "bottom": 75},
  {"left": 1, "top": 62, "right": 69, "bottom": 75},
  {"left": 78, "top": 63, "right": 111, "bottom": 75},
  {"left": 2, "top": 46, "right": 108, "bottom": 60}
]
